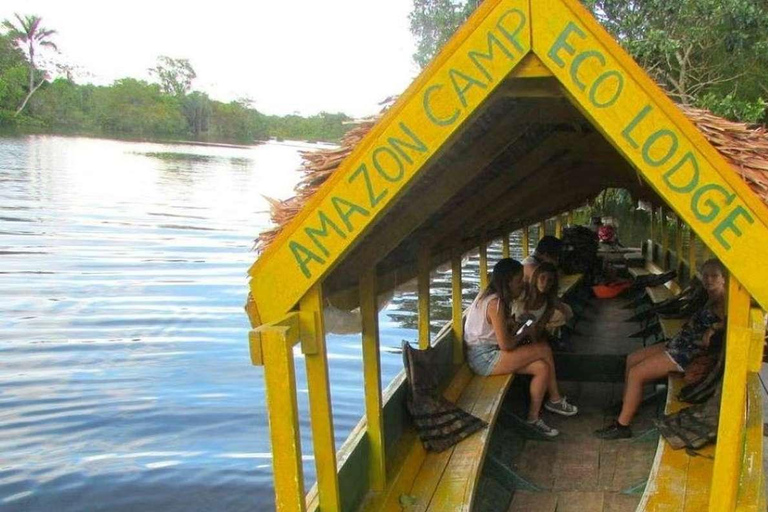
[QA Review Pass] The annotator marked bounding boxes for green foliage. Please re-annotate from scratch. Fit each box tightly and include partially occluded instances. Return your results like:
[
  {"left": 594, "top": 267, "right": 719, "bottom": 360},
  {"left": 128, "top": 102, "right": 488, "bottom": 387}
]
[
  {"left": 408, "top": 0, "right": 768, "bottom": 123},
  {"left": 409, "top": 0, "right": 479, "bottom": 68},
  {"left": 149, "top": 56, "right": 197, "bottom": 97},
  {"left": 0, "top": 16, "right": 351, "bottom": 143},
  {"left": 696, "top": 92, "right": 767, "bottom": 124}
]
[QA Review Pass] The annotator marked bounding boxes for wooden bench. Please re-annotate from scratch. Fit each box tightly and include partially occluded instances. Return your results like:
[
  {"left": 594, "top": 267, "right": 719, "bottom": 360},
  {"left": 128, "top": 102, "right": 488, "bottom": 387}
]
[
  {"left": 637, "top": 375, "right": 714, "bottom": 511},
  {"left": 356, "top": 274, "right": 584, "bottom": 511},
  {"left": 638, "top": 305, "right": 714, "bottom": 510}
]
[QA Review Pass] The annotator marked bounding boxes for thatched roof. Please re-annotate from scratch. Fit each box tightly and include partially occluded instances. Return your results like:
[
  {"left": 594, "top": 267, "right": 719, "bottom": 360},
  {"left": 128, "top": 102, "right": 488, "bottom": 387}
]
[{"left": 255, "top": 102, "right": 768, "bottom": 254}]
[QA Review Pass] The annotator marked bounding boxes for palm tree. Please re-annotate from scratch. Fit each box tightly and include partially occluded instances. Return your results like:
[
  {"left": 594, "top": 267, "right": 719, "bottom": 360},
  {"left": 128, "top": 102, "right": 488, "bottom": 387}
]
[{"left": 2, "top": 14, "right": 58, "bottom": 116}]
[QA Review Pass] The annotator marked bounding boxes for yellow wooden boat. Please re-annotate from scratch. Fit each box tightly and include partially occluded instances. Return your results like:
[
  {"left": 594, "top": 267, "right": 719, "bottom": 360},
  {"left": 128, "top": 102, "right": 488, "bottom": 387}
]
[{"left": 245, "top": 0, "right": 767, "bottom": 510}]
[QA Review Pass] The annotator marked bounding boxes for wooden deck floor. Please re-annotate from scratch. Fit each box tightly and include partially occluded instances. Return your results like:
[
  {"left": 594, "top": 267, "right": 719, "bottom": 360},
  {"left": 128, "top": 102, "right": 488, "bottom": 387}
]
[{"left": 474, "top": 296, "right": 660, "bottom": 512}]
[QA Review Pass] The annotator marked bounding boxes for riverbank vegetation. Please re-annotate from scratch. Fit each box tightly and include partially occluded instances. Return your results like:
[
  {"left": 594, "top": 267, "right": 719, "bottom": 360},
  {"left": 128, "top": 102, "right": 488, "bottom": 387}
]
[
  {"left": 410, "top": 0, "right": 768, "bottom": 124},
  {"left": 0, "top": 16, "right": 350, "bottom": 144}
]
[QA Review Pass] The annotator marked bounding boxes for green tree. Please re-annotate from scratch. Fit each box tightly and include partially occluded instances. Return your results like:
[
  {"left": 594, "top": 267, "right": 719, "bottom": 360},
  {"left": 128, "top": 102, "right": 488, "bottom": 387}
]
[
  {"left": 183, "top": 91, "right": 211, "bottom": 137},
  {"left": 149, "top": 56, "right": 196, "bottom": 97},
  {"left": 409, "top": 0, "right": 481, "bottom": 68},
  {"left": 1, "top": 14, "right": 58, "bottom": 116},
  {"left": 408, "top": 0, "right": 768, "bottom": 122}
]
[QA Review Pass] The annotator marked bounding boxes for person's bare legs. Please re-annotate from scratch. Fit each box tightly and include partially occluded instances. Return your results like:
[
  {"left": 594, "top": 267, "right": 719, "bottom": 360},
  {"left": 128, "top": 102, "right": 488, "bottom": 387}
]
[
  {"left": 617, "top": 351, "right": 679, "bottom": 426},
  {"left": 530, "top": 340, "right": 562, "bottom": 401},
  {"left": 624, "top": 343, "right": 667, "bottom": 385},
  {"left": 490, "top": 342, "right": 554, "bottom": 376},
  {"left": 516, "top": 360, "right": 550, "bottom": 421}
]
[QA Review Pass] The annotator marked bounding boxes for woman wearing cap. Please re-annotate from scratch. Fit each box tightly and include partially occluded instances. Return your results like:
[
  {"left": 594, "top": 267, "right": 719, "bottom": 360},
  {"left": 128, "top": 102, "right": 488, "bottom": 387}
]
[{"left": 465, "top": 258, "right": 578, "bottom": 437}]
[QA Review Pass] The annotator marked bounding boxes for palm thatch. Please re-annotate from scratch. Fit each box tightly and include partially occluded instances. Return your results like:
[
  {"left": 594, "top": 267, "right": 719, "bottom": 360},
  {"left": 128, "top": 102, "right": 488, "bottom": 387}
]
[{"left": 255, "top": 101, "right": 768, "bottom": 254}]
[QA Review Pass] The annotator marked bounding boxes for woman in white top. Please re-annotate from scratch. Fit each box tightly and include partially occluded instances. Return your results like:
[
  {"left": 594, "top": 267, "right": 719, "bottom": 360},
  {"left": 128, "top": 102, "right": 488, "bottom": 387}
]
[{"left": 465, "top": 258, "right": 577, "bottom": 437}]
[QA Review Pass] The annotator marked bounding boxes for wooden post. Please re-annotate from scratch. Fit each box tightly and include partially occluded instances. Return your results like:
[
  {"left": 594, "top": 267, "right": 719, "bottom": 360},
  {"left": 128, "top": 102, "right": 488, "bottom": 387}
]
[
  {"left": 660, "top": 206, "right": 669, "bottom": 269},
  {"left": 299, "top": 285, "right": 340, "bottom": 511},
  {"left": 451, "top": 252, "right": 464, "bottom": 364},
  {"left": 688, "top": 228, "right": 697, "bottom": 278},
  {"left": 555, "top": 215, "right": 563, "bottom": 238},
  {"left": 479, "top": 240, "right": 489, "bottom": 290},
  {"left": 538, "top": 221, "right": 546, "bottom": 241},
  {"left": 710, "top": 277, "right": 752, "bottom": 512},
  {"left": 263, "top": 327, "right": 306, "bottom": 512},
  {"left": 502, "top": 233, "right": 510, "bottom": 259},
  {"left": 418, "top": 248, "right": 430, "bottom": 349},
  {"left": 360, "top": 269, "right": 386, "bottom": 491},
  {"left": 522, "top": 227, "right": 530, "bottom": 258}
]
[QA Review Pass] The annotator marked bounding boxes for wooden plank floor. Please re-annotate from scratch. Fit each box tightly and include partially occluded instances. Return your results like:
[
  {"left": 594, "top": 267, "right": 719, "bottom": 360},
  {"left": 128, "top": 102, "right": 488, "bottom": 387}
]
[{"left": 499, "top": 297, "right": 658, "bottom": 512}]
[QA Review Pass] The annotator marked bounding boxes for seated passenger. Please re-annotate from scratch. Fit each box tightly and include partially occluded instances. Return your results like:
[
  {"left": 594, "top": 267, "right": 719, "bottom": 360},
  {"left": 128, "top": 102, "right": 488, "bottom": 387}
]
[
  {"left": 595, "top": 259, "right": 727, "bottom": 440},
  {"left": 523, "top": 235, "right": 563, "bottom": 282},
  {"left": 465, "top": 258, "right": 578, "bottom": 437},
  {"left": 514, "top": 262, "right": 573, "bottom": 335}
]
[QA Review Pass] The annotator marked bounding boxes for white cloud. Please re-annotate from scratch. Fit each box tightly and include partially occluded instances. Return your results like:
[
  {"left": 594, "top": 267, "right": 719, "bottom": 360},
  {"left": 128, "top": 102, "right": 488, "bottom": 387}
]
[{"left": 0, "top": 0, "right": 420, "bottom": 117}]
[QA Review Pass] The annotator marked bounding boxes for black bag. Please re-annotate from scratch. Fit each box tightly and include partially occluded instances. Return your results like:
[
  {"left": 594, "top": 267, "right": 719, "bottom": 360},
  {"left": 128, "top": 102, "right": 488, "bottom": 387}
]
[{"left": 402, "top": 342, "right": 487, "bottom": 452}]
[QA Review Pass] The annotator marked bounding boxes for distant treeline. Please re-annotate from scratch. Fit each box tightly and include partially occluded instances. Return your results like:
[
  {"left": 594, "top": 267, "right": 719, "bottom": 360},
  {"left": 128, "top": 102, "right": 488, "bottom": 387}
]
[{"left": 0, "top": 35, "right": 350, "bottom": 143}]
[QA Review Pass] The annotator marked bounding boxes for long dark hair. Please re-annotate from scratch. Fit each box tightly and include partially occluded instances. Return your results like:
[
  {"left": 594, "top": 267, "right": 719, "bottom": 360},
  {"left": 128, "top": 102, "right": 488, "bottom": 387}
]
[
  {"left": 480, "top": 258, "right": 523, "bottom": 319},
  {"left": 526, "top": 262, "right": 559, "bottom": 310}
]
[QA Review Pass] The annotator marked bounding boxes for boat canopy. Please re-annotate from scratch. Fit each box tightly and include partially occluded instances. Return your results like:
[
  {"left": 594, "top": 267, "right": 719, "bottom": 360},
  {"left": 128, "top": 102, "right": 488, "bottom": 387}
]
[{"left": 247, "top": 0, "right": 768, "bottom": 328}]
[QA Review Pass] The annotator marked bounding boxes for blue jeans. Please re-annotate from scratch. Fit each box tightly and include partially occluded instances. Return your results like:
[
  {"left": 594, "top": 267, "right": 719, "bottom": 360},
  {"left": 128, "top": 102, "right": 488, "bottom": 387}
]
[{"left": 466, "top": 344, "right": 501, "bottom": 376}]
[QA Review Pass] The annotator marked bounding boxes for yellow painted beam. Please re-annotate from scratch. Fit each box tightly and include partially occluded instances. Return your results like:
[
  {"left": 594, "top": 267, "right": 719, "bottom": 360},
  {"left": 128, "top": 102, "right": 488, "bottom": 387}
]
[
  {"left": 511, "top": 51, "right": 554, "bottom": 78},
  {"left": 522, "top": 227, "right": 530, "bottom": 258},
  {"left": 451, "top": 252, "right": 465, "bottom": 364},
  {"left": 479, "top": 241, "right": 489, "bottom": 289},
  {"left": 360, "top": 269, "right": 386, "bottom": 491},
  {"left": 418, "top": 248, "right": 431, "bottom": 349},
  {"left": 538, "top": 221, "right": 546, "bottom": 241},
  {"left": 736, "top": 374, "right": 764, "bottom": 511},
  {"left": 299, "top": 285, "right": 340, "bottom": 511},
  {"left": 567, "top": 210, "right": 574, "bottom": 226},
  {"left": 249, "top": 0, "right": 532, "bottom": 324},
  {"left": 249, "top": 313, "right": 300, "bottom": 366},
  {"left": 710, "top": 277, "right": 752, "bottom": 512},
  {"left": 499, "top": 77, "right": 563, "bottom": 97},
  {"left": 262, "top": 326, "right": 306, "bottom": 512},
  {"left": 502, "top": 234, "right": 510, "bottom": 258},
  {"left": 531, "top": 0, "right": 768, "bottom": 311},
  {"left": 555, "top": 215, "right": 563, "bottom": 238},
  {"left": 748, "top": 308, "right": 766, "bottom": 374}
]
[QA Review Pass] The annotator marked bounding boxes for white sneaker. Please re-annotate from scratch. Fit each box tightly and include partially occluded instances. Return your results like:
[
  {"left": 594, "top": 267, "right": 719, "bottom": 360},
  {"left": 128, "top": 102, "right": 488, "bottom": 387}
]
[
  {"left": 544, "top": 397, "right": 578, "bottom": 417},
  {"left": 527, "top": 418, "right": 559, "bottom": 437}
]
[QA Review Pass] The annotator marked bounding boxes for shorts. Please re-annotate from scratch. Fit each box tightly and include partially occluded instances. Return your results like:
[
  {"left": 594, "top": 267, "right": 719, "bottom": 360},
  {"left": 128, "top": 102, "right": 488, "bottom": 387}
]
[{"left": 466, "top": 344, "right": 501, "bottom": 376}]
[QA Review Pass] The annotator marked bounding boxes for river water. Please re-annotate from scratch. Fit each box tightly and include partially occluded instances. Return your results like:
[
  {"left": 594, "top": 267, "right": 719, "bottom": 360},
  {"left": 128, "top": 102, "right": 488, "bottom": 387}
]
[{"left": 0, "top": 135, "right": 524, "bottom": 511}]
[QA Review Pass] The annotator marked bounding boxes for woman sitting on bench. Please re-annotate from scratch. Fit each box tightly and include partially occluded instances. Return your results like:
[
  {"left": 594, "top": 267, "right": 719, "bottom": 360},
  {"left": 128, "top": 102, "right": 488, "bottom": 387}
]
[
  {"left": 465, "top": 258, "right": 578, "bottom": 438},
  {"left": 514, "top": 262, "right": 573, "bottom": 336},
  {"left": 595, "top": 258, "right": 727, "bottom": 440}
]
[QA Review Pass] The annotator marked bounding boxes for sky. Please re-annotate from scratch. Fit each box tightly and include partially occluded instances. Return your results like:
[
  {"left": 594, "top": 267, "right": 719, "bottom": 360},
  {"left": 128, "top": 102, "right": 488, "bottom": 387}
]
[{"left": 0, "top": 0, "right": 421, "bottom": 117}]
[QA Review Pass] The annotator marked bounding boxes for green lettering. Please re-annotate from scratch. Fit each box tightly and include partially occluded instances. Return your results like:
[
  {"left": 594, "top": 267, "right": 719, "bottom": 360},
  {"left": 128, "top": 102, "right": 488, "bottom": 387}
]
[
  {"left": 290, "top": 240, "right": 325, "bottom": 278},
  {"left": 642, "top": 129, "right": 678, "bottom": 167},
  {"left": 570, "top": 50, "right": 605, "bottom": 91},
  {"left": 589, "top": 70, "right": 623, "bottom": 108},
  {"left": 449, "top": 68, "right": 487, "bottom": 108},
  {"left": 468, "top": 32, "right": 514, "bottom": 82},
  {"left": 349, "top": 163, "right": 388, "bottom": 209},
  {"left": 388, "top": 122, "right": 428, "bottom": 165},
  {"left": 304, "top": 210, "right": 346, "bottom": 257},
  {"left": 663, "top": 152, "right": 700, "bottom": 193},
  {"left": 372, "top": 147, "right": 404, "bottom": 182},
  {"left": 622, "top": 105, "right": 652, "bottom": 149},
  {"left": 423, "top": 84, "right": 459, "bottom": 126},
  {"left": 496, "top": 8, "right": 526, "bottom": 53},
  {"left": 332, "top": 196, "right": 370, "bottom": 232},
  {"left": 547, "top": 21, "right": 586, "bottom": 68},
  {"left": 691, "top": 184, "right": 735, "bottom": 223},
  {"left": 713, "top": 206, "right": 754, "bottom": 250}
]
